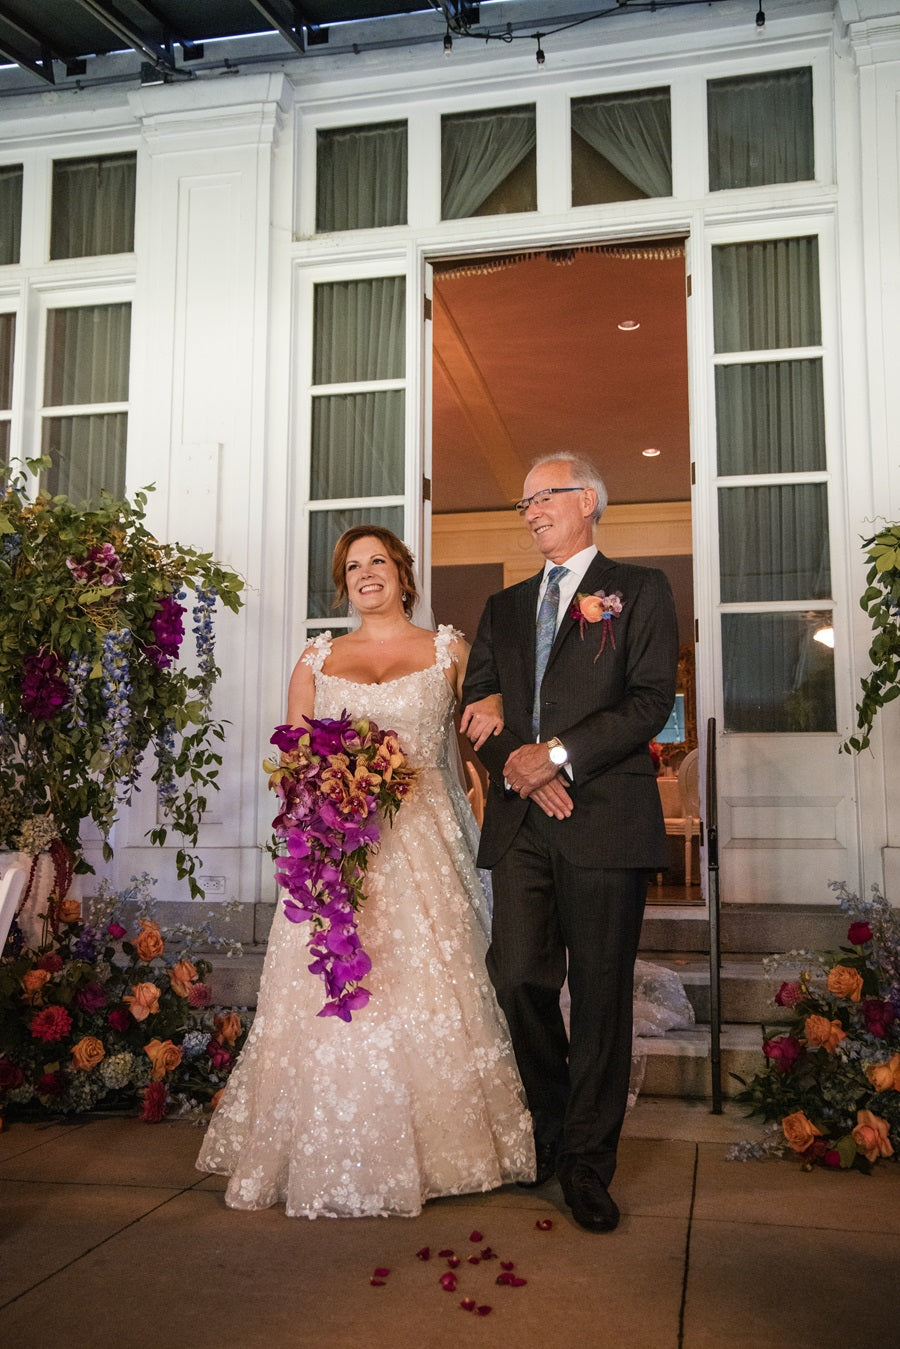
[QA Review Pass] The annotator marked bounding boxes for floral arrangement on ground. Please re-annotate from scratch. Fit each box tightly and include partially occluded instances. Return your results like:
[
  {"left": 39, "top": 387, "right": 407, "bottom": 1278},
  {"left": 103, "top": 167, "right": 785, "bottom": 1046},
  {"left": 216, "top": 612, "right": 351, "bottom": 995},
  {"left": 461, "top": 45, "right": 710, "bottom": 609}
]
[
  {"left": 265, "top": 711, "right": 417, "bottom": 1022},
  {"left": 0, "top": 874, "right": 249, "bottom": 1124},
  {"left": 731, "top": 882, "right": 900, "bottom": 1171},
  {"left": 0, "top": 457, "right": 244, "bottom": 902}
]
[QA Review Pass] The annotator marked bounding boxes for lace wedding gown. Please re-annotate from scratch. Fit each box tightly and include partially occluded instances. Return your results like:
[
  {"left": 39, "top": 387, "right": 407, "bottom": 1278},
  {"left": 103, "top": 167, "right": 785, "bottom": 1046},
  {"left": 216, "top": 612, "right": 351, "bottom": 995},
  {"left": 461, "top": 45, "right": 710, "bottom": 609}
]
[{"left": 197, "top": 626, "right": 535, "bottom": 1217}]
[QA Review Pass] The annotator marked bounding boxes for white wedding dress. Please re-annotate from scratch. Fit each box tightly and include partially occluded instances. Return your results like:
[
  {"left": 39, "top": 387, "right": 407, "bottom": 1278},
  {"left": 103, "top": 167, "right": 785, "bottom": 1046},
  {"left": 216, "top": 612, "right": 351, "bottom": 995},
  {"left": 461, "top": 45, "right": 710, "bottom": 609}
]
[{"left": 197, "top": 626, "right": 535, "bottom": 1217}]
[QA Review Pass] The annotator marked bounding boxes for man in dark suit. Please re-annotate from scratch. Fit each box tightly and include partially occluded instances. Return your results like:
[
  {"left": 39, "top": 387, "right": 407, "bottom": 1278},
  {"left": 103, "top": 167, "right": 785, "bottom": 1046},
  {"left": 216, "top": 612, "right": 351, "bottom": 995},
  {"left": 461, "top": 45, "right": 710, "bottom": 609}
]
[{"left": 460, "top": 452, "right": 678, "bottom": 1232}]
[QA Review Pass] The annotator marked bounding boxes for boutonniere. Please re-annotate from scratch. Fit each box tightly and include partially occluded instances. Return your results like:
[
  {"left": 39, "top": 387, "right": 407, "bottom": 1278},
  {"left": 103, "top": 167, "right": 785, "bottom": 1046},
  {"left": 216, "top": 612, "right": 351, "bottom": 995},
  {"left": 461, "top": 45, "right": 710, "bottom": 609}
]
[{"left": 568, "top": 590, "right": 624, "bottom": 660}]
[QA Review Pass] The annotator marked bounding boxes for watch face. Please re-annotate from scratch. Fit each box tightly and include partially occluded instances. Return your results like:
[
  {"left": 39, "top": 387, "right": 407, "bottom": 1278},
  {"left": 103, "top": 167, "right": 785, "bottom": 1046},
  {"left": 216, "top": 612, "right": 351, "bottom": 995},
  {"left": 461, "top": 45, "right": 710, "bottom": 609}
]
[{"left": 549, "top": 743, "right": 567, "bottom": 765}]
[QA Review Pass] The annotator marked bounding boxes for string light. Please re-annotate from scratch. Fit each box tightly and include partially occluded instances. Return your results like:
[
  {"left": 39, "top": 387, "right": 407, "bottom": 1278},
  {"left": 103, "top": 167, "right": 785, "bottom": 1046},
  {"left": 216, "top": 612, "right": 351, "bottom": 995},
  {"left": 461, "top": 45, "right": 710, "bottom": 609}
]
[
  {"left": 756, "top": 6, "right": 765, "bottom": 27},
  {"left": 535, "top": 34, "right": 545, "bottom": 66},
  {"left": 443, "top": 25, "right": 453, "bottom": 55}
]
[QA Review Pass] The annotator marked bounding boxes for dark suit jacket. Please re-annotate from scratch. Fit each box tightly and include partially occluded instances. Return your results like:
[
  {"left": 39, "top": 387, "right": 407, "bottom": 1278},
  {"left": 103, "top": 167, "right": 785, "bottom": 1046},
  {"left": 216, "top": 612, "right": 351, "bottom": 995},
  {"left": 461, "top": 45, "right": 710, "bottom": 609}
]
[{"left": 462, "top": 551, "right": 679, "bottom": 871}]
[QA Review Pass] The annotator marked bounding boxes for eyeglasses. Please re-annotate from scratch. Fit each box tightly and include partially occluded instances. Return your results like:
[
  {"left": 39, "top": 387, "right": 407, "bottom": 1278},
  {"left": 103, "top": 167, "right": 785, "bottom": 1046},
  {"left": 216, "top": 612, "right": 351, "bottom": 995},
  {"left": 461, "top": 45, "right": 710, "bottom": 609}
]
[{"left": 514, "top": 487, "right": 582, "bottom": 515}]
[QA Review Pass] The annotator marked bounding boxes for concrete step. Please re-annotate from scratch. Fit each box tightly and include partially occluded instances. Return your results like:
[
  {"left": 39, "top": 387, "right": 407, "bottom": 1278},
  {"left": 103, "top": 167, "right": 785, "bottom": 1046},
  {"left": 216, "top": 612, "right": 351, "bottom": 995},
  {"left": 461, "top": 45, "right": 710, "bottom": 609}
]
[
  {"left": 640, "top": 903, "right": 850, "bottom": 956},
  {"left": 643, "top": 955, "right": 797, "bottom": 1026},
  {"left": 636, "top": 1024, "right": 765, "bottom": 1099}
]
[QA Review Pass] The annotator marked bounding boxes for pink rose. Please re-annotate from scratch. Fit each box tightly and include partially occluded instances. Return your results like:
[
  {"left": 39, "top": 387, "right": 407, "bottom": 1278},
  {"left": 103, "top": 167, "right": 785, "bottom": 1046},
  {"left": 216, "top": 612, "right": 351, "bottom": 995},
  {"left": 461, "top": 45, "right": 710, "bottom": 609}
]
[
  {"left": 206, "top": 1040, "right": 233, "bottom": 1070},
  {"left": 763, "top": 1035, "right": 803, "bottom": 1074},
  {"left": 847, "top": 921, "right": 872, "bottom": 945},
  {"left": 851, "top": 1109, "right": 894, "bottom": 1163},
  {"left": 107, "top": 922, "right": 126, "bottom": 939},
  {"left": 774, "top": 981, "right": 803, "bottom": 1008}
]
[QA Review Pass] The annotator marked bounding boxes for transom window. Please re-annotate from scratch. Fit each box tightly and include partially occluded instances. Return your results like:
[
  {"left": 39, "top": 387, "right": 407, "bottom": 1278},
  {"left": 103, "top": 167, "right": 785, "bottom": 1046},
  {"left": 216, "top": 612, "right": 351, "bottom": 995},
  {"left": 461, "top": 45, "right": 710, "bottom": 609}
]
[
  {"left": 571, "top": 88, "right": 672, "bottom": 205},
  {"left": 707, "top": 68, "right": 814, "bottom": 192}
]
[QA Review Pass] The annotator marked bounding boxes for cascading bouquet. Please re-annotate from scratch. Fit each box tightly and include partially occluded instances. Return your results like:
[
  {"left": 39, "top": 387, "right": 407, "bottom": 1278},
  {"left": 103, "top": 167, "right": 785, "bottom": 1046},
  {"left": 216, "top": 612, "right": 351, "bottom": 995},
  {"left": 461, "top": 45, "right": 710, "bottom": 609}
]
[{"left": 263, "top": 713, "right": 417, "bottom": 1022}]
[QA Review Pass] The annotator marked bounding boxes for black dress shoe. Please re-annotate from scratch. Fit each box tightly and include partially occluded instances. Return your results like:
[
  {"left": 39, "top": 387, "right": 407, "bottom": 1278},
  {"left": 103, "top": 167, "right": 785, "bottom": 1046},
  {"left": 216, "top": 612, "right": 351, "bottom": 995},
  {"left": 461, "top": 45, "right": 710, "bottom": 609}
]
[
  {"left": 517, "top": 1138, "right": 558, "bottom": 1188},
  {"left": 559, "top": 1165, "right": 620, "bottom": 1232}
]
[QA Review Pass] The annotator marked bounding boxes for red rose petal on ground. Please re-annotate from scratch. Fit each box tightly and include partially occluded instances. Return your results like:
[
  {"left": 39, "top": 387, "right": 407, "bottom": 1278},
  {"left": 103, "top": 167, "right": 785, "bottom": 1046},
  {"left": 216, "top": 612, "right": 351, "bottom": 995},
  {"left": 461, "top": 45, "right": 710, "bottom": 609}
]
[
  {"left": 496, "top": 1272, "right": 513, "bottom": 1286},
  {"left": 460, "top": 1299, "right": 476, "bottom": 1312},
  {"left": 440, "top": 1272, "right": 458, "bottom": 1292},
  {"left": 373, "top": 1267, "right": 390, "bottom": 1277},
  {"left": 447, "top": 1256, "right": 460, "bottom": 1268},
  {"left": 438, "top": 1248, "right": 455, "bottom": 1258},
  {"left": 476, "top": 1306, "right": 493, "bottom": 1316},
  {"left": 480, "top": 1247, "right": 497, "bottom": 1260},
  {"left": 535, "top": 1218, "right": 554, "bottom": 1230},
  {"left": 467, "top": 1256, "right": 480, "bottom": 1265},
  {"left": 510, "top": 1277, "right": 528, "bottom": 1287},
  {"left": 469, "top": 1230, "right": 483, "bottom": 1242},
  {"left": 370, "top": 1279, "right": 386, "bottom": 1287},
  {"left": 415, "top": 1247, "right": 431, "bottom": 1261},
  {"left": 500, "top": 1260, "right": 515, "bottom": 1270}
]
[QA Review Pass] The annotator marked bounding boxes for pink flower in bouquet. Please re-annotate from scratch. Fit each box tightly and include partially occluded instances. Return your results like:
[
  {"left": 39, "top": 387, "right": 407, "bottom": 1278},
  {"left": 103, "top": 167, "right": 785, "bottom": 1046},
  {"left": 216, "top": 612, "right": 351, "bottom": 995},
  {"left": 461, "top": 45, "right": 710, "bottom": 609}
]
[
  {"left": 847, "top": 920, "right": 873, "bottom": 945},
  {"left": 107, "top": 1006, "right": 132, "bottom": 1032},
  {"left": 75, "top": 981, "right": 108, "bottom": 1014},
  {"left": 206, "top": 1040, "right": 233, "bottom": 1071},
  {"left": 30, "top": 1005, "right": 73, "bottom": 1042},
  {"left": 36, "top": 1070, "right": 66, "bottom": 1098},
  {"left": 763, "top": 1034, "right": 804, "bottom": 1074},
  {"left": 144, "top": 593, "right": 186, "bottom": 669},
  {"left": 862, "top": 998, "right": 896, "bottom": 1038},
  {"left": 21, "top": 649, "right": 70, "bottom": 720},
  {"left": 187, "top": 982, "right": 212, "bottom": 1008},
  {"left": 107, "top": 921, "right": 126, "bottom": 939},
  {"left": 140, "top": 1080, "right": 169, "bottom": 1123},
  {"left": 0, "top": 1058, "right": 24, "bottom": 1090},
  {"left": 774, "top": 980, "right": 803, "bottom": 1007},
  {"left": 852, "top": 1109, "right": 894, "bottom": 1162}
]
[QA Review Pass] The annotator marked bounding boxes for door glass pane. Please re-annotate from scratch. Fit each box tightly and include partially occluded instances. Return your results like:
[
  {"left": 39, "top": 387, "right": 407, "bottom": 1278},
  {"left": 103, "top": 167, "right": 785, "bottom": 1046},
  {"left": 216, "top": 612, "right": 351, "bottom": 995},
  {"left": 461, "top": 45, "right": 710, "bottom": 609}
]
[
  {"left": 719, "top": 484, "right": 830, "bottom": 603},
  {"left": 708, "top": 67, "right": 813, "bottom": 191},
  {"left": 44, "top": 304, "right": 131, "bottom": 406},
  {"left": 713, "top": 237, "right": 820, "bottom": 353},
  {"left": 0, "top": 165, "right": 23, "bottom": 265},
  {"left": 0, "top": 421, "right": 9, "bottom": 462},
  {"left": 313, "top": 278, "right": 405, "bottom": 384},
  {"left": 316, "top": 122, "right": 407, "bottom": 231},
  {"left": 311, "top": 391, "right": 405, "bottom": 500},
  {"left": 50, "top": 153, "right": 137, "bottom": 259},
  {"left": 0, "top": 312, "right": 14, "bottom": 408},
  {"left": 715, "top": 360, "right": 825, "bottom": 475},
  {"left": 442, "top": 106, "right": 536, "bottom": 220},
  {"left": 571, "top": 88, "right": 671, "bottom": 205},
  {"left": 42, "top": 412, "right": 128, "bottom": 503},
  {"left": 722, "top": 611, "right": 835, "bottom": 732},
  {"left": 308, "top": 506, "right": 404, "bottom": 619}
]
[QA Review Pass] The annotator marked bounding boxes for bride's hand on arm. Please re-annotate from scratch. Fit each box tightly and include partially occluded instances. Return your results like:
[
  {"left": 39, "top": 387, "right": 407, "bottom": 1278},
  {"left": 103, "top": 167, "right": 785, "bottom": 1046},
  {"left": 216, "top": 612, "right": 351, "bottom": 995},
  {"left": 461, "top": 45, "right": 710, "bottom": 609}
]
[{"left": 459, "top": 694, "right": 505, "bottom": 751}]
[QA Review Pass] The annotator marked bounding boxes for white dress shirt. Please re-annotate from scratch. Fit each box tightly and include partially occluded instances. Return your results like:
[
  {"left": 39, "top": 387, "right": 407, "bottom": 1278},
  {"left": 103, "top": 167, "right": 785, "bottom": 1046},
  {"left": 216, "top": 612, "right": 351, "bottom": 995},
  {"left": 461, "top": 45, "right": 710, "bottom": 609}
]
[{"left": 536, "top": 545, "right": 598, "bottom": 634}]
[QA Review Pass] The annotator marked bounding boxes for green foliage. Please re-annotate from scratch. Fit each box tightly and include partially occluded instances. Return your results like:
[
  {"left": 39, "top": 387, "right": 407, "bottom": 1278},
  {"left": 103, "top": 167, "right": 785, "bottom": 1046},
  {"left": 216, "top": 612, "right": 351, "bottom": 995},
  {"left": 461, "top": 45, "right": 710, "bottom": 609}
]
[
  {"left": 843, "top": 523, "right": 900, "bottom": 753},
  {"left": 0, "top": 458, "right": 244, "bottom": 895}
]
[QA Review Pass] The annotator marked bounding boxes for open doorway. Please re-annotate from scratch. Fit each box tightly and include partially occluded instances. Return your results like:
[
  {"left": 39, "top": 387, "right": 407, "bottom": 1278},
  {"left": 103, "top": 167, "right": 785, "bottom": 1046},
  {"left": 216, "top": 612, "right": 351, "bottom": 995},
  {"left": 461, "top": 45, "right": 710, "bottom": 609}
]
[{"left": 428, "top": 240, "right": 699, "bottom": 902}]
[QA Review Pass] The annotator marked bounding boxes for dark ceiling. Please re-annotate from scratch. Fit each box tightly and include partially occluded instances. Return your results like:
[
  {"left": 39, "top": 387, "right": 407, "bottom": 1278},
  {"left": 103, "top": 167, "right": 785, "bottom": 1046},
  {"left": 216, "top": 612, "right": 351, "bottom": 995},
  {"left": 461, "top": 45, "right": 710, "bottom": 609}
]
[{"left": 0, "top": 0, "right": 456, "bottom": 84}]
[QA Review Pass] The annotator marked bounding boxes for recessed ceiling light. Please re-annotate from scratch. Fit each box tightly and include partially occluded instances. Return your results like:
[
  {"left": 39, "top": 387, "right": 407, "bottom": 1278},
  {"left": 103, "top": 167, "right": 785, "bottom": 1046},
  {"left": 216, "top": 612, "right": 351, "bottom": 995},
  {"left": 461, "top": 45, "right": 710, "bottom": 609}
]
[
  {"left": 618, "top": 319, "right": 640, "bottom": 331},
  {"left": 642, "top": 447, "right": 660, "bottom": 457}
]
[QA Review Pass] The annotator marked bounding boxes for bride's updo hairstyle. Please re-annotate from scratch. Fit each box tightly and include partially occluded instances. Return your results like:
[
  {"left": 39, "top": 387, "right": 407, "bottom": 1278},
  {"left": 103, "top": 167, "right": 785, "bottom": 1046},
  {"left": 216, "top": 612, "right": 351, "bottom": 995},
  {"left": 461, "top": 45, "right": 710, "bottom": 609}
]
[{"left": 331, "top": 525, "right": 419, "bottom": 620}]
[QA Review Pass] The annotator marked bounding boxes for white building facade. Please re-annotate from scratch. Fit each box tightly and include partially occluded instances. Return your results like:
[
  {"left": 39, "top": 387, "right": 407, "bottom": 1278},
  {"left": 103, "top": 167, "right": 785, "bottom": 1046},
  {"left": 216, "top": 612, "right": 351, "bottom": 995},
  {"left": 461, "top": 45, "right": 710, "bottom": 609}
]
[{"left": 1, "top": 0, "right": 899, "bottom": 912}]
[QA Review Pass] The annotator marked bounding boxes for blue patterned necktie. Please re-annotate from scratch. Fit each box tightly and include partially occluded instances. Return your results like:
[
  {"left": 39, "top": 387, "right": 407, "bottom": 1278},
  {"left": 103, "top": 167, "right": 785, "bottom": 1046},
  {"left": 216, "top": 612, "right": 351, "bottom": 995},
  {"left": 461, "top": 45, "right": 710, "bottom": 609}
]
[{"left": 532, "top": 565, "right": 568, "bottom": 739}]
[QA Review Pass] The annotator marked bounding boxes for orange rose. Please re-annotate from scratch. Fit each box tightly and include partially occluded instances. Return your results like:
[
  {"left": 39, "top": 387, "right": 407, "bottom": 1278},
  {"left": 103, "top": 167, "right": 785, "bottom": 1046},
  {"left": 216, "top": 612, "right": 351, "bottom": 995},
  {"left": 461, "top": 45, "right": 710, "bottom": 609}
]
[
  {"left": 134, "top": 920, "right": 165, "bottom": 962},
  {"left": 21, "top": 969, "right": 51, "bottom": 1005},
  {"left": 71, "top": 1036, "right": 106, "bottom": 1071},
  {"left": 56, "top": 898, "right": 81, "bottom": 924},
  {"left": 826, "top": 964, "right": 864, "bottom": 1002},
  {"left": 578, "top": 594, "right": 606, "bottom": 623},
  {"left": 804, "top": 1014, "right": 847, "bottom": 1053},
  {"left": 169, "top": 959, "right": 199, "bottom": 998},
  {"left": 865, "top": 1052, "right": 900, "bottom": 1094},
  {"left": 123, "top": 982, "right": 161, "bottom": 1021},
  {"left": 852, "top": 1109, "right": 894, "bottom": 1163},
  {"left": 143, "top": 1038, "right": 183, "bottom": 1081},
  {"left": 214, "top": 1011, "right": 242, "bottom": 1047},
  {"left": 782, "top": 1110, "right": 823, "bottom": 1154},
  {"left": 210, "top": 1088, "right": 225, "bottom": 1110}
]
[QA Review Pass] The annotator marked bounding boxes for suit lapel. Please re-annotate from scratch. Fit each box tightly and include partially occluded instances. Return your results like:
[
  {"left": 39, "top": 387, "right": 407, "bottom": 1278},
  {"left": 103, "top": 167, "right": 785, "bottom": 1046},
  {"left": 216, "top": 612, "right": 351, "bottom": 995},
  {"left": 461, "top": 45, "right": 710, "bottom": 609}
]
[{"left": 547, "top": 551, "right": 616, "bottom": 665}]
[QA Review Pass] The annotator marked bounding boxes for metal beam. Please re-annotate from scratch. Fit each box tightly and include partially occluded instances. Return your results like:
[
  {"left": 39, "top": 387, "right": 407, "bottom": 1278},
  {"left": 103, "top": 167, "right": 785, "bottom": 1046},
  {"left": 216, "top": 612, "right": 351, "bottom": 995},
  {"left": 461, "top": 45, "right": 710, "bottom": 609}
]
[
  {"left": 247, "top": 0, "right": 307, "bottom": 55},
  {"left": 73, "top": 0, "right": 176, "bottom": 70},
  {"left": 0, "top": 2, "right": 60, "bottom": 82}
]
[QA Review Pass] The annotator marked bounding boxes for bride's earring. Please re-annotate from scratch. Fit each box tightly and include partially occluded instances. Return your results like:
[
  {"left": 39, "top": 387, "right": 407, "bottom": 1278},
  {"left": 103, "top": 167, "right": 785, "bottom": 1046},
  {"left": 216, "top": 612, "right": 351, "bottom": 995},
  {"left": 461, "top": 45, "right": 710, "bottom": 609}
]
[{"left": 347, "top": 602, "right": 356, "bottom": 618}]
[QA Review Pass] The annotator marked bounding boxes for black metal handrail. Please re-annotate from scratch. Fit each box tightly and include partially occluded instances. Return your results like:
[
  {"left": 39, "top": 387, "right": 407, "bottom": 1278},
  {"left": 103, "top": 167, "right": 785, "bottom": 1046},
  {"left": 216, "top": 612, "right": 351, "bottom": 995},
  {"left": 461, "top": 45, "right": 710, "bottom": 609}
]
[{"left": 706, "top": 716, "right": 723, "bottom": 1113}]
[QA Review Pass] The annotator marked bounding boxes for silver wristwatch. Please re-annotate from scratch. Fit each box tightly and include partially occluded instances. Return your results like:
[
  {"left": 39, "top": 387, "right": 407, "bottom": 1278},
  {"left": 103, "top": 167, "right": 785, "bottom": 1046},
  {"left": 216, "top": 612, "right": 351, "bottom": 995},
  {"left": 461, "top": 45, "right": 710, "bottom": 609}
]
[{"left": 547, "top": 737, "right": 569, "bottom": 767}]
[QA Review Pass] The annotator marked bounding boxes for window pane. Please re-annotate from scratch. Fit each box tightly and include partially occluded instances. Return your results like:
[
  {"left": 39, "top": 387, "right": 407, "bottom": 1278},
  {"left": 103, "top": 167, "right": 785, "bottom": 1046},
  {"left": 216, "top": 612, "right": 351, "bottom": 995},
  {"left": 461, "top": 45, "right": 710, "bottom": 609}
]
[
  {"left": 722, "top": 611, "right": 835, "bottom": 732},
  {"left": 719, "top": 484, "right": 830, "bottom": 603},
  {"left": 313, "top": 278, "right": 405, "bottom": 384},
  {"left": 571, "top": 88, "right": 671, "bottom": 205},
  {"left": 708, "top": 67, "right": 813, "bottom": 191},
  {"left": 316, "top": 123, "right": 407, "bottom": 231},
  {"left": 308, "top": 506, "right": 404, "bottom": 619},
  {"left": 0, "top": 312, "right": 14, "bottom": 408},
  {"left": 0, "top": 164, "right": 23, "bottom": 266},
  {"left": 715, "top": 360, "right": 825, "bottom": 475},
  {"left": 42, "top": 412, "right": 127, "bottom": 504},
  {"left": 713, "top": 237, "right": 820, "bottom": 353},
  {"left": 0, "top": 420, "right": 9, "bottom": 462},
  {"left": 442, "top": 106, "right": 536, "bottom": 220},
  {"left": 311, "top": 391, "right": 405, "bottom": 500},
  {"left": 44, "top": 304, "right": 131, "bottom": 406},
  {"left": 50, "top": 153, "right": 136, "bottom": 260}
]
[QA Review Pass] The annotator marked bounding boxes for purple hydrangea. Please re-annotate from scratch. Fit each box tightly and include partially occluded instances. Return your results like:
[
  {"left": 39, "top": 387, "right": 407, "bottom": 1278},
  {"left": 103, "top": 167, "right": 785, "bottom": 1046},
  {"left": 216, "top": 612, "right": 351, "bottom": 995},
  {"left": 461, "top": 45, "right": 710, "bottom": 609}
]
[
  {"left": 145, "top": 594, "right": 186, "bottom": 669},
  {"left": 21, "top": 649, "right": 70, "bottom": 720}
]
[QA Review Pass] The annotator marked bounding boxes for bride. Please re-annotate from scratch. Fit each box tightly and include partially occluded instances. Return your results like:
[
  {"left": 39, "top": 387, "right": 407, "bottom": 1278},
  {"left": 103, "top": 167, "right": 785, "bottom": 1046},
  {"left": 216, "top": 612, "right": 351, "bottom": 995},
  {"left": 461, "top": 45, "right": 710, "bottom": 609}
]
[{"left": 196, "top": 526, "right": 536, "bottom": 1217}]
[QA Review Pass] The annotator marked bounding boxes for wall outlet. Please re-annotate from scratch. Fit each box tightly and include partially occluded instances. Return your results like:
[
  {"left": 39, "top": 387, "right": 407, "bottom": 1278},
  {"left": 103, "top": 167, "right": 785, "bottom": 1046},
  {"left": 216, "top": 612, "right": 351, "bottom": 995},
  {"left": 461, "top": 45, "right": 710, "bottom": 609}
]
[{"left": 199, "top": 876, "right": 226, "bottom": 894}]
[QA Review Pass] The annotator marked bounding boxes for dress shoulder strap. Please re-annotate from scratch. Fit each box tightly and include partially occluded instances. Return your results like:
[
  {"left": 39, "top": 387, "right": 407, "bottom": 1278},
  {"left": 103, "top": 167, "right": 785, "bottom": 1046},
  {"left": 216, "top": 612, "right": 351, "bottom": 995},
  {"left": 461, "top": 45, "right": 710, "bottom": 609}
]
[
  {"left": 434, "top": 623, "right": 463, "bottom": 671},
  {"left": 301, "top": 631, "right": 333, "bottom": 675}
]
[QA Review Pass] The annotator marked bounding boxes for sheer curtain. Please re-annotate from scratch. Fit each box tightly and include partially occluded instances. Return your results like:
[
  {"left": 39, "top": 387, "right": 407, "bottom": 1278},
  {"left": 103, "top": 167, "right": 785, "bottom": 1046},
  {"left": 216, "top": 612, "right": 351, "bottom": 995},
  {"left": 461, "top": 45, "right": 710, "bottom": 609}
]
[
  {"left": 0, "top": 164, "right": 23, "bottom": 265},
  {"left": 715, "top": 360, "right": 825, "bottom": 476},
  {"left": 441, "top": 106, "right": 536, "bottom": 220},
  {"left": 718, "top": 484, "right": 830, "bottom": 603},
  {"left": 316, "top": 123, "right": 407, "bottom": 232},
  {"left": 313, "top": 277, "right": 405, "bottom": 384},
  {"left": 708, "top": 67, "right": 814, "bottom": 191},
  {"left": 50, "top": 154, "right": 136, "bottom": 259},
  {"left": 571, "top": 89, "right": 672, "bottom": 199}
]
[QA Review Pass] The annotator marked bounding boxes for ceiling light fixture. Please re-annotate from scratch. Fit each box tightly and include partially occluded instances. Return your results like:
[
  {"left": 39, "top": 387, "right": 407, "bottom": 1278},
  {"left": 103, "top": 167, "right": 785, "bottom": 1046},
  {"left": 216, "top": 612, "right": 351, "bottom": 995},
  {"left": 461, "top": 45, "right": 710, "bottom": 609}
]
[
  {"left": 617, "top": 319, "right": 640, "bottom": 331},
  {"left": 642, "top": 448, "right": 661, "bottom": 458}
]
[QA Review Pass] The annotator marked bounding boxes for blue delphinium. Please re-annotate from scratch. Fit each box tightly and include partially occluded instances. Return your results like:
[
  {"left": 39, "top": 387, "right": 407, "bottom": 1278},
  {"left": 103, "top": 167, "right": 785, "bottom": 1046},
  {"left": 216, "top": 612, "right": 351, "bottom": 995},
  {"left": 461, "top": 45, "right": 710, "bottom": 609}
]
[
  {"left": 66, "top": 651, "right": 92, "bottom": 731},
  {"left": 192, "top": 584, "right": 218, "bottom": 704}
]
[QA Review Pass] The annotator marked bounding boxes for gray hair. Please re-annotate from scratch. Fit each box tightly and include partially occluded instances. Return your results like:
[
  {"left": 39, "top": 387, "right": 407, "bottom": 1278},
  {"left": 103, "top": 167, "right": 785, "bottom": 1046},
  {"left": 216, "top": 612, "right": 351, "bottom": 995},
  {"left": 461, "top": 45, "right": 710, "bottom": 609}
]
[{"left": 529, "top": 453, "right": 608, "bottom": 524}]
